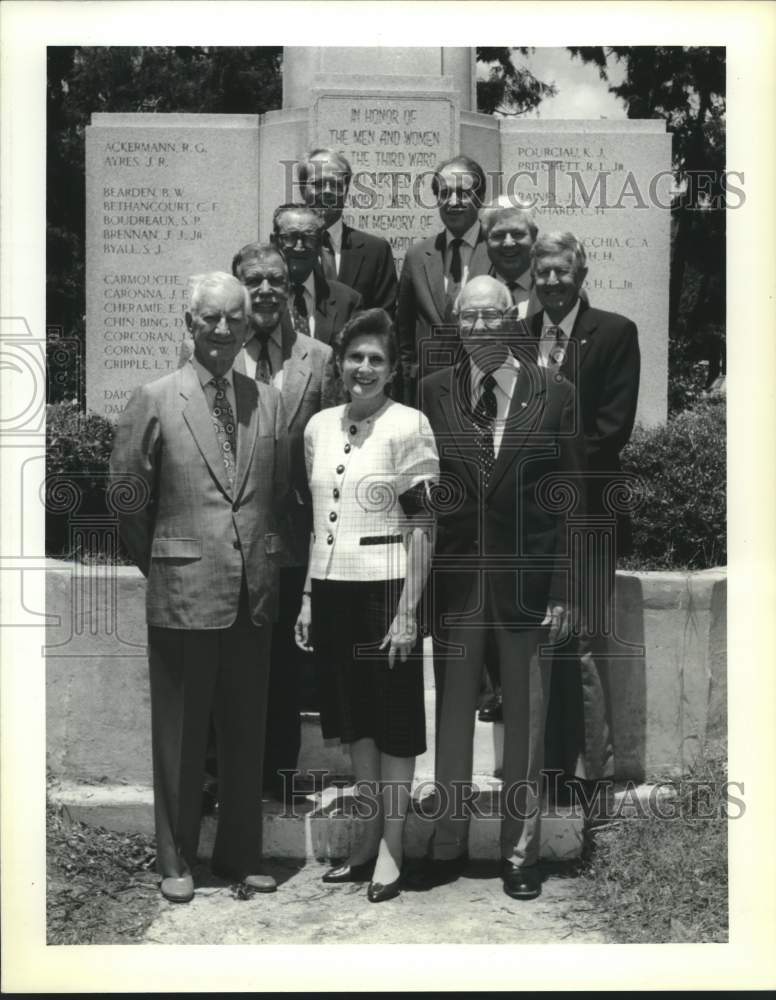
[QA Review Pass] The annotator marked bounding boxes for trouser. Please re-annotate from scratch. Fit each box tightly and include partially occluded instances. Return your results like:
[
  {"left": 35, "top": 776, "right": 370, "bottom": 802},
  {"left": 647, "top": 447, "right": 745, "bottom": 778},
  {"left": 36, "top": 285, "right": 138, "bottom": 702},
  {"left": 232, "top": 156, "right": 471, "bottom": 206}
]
[
  {"left": 147, "top": 589, "right": 271, "bottom": 879},
  {"left": 262, "top": 565, "right": 310, "bottom": 790},
  {"left": 429, "top": 619, "right": 550, "bottom": 867}
]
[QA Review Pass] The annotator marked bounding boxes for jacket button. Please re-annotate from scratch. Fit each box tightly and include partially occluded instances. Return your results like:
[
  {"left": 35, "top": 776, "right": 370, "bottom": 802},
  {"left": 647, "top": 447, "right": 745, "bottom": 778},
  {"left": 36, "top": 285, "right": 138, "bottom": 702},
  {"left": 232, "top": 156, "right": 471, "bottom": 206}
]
[
  {"left": 333, "top": 488, "right": 340, "bottom": 500},
  {"left": 233, "top": 538, "right": 241, "bottom": 550},
  {"left": 336, "top": 464, "right": 345, "bottom": 474},
  {"left": 232, "top": 503, "right": 240, "bottom": 513},
  {"left": 327, "top": 534, "right": 334, "bottom": 545},
  {"left": 349, "top": 425, "right": 357, "bottom": 435},
  {"left": 329, "top": 511, "right": 337, "bottom": 522},
  {"left": 344, "top": 443, "right": 351, "bottom": 454}
]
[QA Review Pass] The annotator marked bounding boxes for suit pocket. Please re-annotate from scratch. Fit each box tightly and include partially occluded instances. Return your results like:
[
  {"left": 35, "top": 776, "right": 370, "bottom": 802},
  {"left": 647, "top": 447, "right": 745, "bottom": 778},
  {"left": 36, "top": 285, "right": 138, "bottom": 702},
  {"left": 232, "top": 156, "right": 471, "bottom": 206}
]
[
  {"left": 264, "top": 532, "right": 285, "bottom": 556},
  {"left": 151, "top": 537, "right": 202, "bottom": 560}
]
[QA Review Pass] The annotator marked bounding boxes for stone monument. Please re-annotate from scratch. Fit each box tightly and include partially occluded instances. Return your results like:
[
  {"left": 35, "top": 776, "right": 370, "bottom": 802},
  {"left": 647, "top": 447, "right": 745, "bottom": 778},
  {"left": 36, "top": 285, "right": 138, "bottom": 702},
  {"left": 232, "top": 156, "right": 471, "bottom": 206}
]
[{"left": 85, "top": 47, "right": 670, "bottom": 427}]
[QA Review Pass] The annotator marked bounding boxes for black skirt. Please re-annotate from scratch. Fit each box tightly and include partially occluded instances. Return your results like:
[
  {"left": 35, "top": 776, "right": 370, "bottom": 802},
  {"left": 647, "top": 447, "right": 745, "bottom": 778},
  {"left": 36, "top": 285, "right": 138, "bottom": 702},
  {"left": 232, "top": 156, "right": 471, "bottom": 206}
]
[{"left": 311, "top": 579, "right": 426, "bottom": 758}]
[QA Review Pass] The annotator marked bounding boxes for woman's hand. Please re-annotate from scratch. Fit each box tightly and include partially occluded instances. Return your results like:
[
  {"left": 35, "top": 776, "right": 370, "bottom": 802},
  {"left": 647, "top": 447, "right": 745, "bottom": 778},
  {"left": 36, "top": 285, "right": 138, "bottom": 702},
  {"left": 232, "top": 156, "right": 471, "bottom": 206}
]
[
  {"left": 379, "top": 609, "right": 417, "bottom": 669},
  {"left": 294, "top": 595, "right": 313, "bottom": 652}
]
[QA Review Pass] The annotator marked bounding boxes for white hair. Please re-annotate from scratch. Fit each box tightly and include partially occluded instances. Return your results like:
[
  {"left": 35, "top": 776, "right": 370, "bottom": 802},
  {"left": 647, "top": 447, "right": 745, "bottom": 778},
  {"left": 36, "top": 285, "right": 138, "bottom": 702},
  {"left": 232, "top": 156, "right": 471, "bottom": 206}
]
[
  {"left": 188, "top": 271, "right": 250, "bottom": 314},
  {"left": 480, "top": 194, "right": 538, "bottom": 240},
  {"left": 453, "top": 275, "right": 512, "bottom": 315}
]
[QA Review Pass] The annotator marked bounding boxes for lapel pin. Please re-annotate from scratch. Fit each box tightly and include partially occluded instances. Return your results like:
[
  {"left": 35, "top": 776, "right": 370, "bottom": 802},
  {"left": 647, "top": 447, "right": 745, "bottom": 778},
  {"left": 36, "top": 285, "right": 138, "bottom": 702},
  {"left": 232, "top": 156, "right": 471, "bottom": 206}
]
[
  {"left": 581, "top": 339, "right": 587, "bottom": 346},
  {"left": 521, "top": 401, "right": 528, "bottom": 408}
]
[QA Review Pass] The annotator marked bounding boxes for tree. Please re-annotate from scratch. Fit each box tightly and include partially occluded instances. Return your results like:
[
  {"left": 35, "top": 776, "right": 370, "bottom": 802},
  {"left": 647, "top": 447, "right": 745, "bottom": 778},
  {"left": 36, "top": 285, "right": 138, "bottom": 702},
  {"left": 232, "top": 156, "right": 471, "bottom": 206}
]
[
  {"left": 476, "top": 48, "right": 557, "bottom": 115},
  {"left": 568, "top": 47, "right": 726, "bottom": 384}
]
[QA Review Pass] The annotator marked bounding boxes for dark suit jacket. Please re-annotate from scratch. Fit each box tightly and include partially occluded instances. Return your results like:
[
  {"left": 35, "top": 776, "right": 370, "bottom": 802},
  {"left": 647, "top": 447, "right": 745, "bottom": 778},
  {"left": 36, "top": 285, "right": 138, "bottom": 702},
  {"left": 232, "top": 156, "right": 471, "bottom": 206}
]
[
  {"left": 268, "top": 313, "right": 340, "bottom": 566},
  {"left": 528, "top": 301, "right": 640, "bottom": 521},
  {"left": 419, "top": 361, "right": 586, "bottom": 629},
  {"left": 109, "top": 364, "right": 289, "bottom": 629},
  {"left": 312, "top": 270, "right": 362, "bottom": 346},
  {"left": 334, "top": 223, "right": 397, "bottom": 315},
  {"left": 397, "top": 226, "right": 491, "bottom": 378}
]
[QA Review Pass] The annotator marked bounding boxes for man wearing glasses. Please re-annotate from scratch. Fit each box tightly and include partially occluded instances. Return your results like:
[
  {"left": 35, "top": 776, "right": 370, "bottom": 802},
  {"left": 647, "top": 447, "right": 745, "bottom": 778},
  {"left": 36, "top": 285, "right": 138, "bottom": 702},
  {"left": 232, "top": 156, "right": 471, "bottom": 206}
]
[
  {"left": 396, "top": 155, "right": 491, "bottom": 402},
  {"left": 271, "top": 203, "right": 362, "bottom": 345},
  {"left": 297, "top": 148, "right": 398, "bottom": 315},
  {"left": 415, "top": 275, "right": 585, "bottom": 901}
]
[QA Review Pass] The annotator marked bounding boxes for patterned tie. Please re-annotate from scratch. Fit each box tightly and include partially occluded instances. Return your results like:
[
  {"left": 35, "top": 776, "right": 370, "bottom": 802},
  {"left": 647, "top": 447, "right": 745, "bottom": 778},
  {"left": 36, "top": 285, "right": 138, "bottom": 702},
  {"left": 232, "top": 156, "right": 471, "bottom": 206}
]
[
  {"left": 255, "top": 335, "right": 272, "bottom": 385},
  {"left": 506, "top": 280, "right": 519, "bottom": 306},
  {"left": 546, "top": 325, "right": 566, "bottom": 369},
  {"left": 291, "top": 284, "right": 310, "bottom": 336},
  {"left": 473, "top": 373, "right": 498, "bottom": 488},
  {"left": 449, "top": 237, "right": 463, "bottom": 285},
  {"left": 320, "top": 230, "right": 338, "bottom": 282},
  {"left": 209, "top": 376, "right": 237, "bottom": 489}
]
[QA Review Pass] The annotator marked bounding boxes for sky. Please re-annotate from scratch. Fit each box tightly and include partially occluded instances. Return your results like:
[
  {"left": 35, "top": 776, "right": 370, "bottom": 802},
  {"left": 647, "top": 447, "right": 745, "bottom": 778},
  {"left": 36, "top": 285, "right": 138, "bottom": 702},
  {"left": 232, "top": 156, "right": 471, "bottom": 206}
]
[{"left": 488, "top": 47, "right": 629, "bottom": 119}]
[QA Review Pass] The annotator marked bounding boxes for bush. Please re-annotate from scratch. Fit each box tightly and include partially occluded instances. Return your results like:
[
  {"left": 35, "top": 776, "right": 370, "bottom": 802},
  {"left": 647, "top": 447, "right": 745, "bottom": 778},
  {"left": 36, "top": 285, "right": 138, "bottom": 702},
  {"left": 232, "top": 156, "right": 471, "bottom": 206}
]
[
  {"left": 45, "top": 402, "right": 128, "bottom": 561},
  {"left": 622, "top": 400, "right": 726, "bottom": 570}
]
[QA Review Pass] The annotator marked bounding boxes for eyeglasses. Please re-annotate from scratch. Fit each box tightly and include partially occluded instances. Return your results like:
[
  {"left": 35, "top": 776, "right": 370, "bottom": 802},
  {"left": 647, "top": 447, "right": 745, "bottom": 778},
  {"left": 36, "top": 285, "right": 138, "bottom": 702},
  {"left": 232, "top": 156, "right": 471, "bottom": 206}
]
[
  {"left": 275, "top": 232, "right": 320, "bottom": 250},
  {"left": 458, "top": 308, "right": 504, "bottom": 327}
]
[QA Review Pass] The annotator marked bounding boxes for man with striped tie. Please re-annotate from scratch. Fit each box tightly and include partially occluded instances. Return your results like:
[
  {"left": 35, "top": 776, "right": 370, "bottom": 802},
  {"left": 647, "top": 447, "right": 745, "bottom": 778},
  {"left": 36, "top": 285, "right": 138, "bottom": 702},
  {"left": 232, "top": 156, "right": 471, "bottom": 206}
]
[
  {"left": 481, "top": 196, "right": 542, "bottom": 322},
  {"left": 231, "top": 241, "right": 340, "bottom": 801},
  {"left": 528, "top": 231, "right": 641, "bottom": 805}
]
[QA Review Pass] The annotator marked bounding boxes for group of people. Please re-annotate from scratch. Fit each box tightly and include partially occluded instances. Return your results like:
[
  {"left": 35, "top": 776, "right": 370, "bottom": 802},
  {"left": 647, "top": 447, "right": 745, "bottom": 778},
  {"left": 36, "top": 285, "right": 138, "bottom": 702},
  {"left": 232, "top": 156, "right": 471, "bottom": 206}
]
[{"left": 110, "top": 146, "right": 641, "bottom": 907}]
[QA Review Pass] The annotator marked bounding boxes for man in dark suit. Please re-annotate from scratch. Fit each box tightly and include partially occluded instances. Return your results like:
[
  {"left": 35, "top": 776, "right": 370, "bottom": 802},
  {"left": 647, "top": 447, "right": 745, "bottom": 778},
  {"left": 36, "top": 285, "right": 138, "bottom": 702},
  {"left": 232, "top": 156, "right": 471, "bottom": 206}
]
[
  {"left": 297, "top": 148, "right": 398, "bottom": 314},
  {"left": 416, "top": 276, "right": 586, "bottom": 900},
  {"left": 110, "top": 272, "right": 289, "bottom": 902},
  {"left": 528, "top": 231, "right": 640, "bottom": 795},
  {"left": 396, "top": 155, "right": 492, "bottom": 401},
  {"left": 231, "top": 242, "right": 340, "bottom": 800},
  {"left": 271, "top": 203, "right": 362, "bottom": 346}
]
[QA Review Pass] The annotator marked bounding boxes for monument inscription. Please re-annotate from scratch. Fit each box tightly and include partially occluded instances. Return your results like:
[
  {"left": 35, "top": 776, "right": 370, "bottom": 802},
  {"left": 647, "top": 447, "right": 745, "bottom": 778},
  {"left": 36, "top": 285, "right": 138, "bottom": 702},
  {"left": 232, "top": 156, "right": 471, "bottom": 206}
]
[
  {"left": 86, "top": 115, "right": 259, "bottom": 417},
  {"left": 310, "top": 85, "right": 457, "bottom": 272}
]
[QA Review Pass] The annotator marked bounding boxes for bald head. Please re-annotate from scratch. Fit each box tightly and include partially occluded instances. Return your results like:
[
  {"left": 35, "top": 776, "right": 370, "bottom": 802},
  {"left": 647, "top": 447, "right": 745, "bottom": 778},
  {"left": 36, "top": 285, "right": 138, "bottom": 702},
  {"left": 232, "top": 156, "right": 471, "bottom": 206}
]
[{"left": 455, "top": 275, "right": 511, "bottom": 315}]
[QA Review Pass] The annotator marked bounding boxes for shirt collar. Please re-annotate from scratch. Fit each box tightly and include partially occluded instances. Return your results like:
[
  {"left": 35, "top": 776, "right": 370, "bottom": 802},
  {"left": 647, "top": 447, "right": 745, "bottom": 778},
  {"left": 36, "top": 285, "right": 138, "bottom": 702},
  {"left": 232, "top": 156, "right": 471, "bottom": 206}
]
[
  {"left": 446, "top": 219, "right": 481, "bottom": 250},
  {"left": 542, "top": 297, "right": 582, "bottom": 338},
  {"left": 471, "top": 353, "right": 521, "bottom": 401},
  {"left": 496, "top": 267, "right": 532, "bottom": 291},
  {"left": 190, "top": 355, "right": 235, "bottom": 389},
  {"left": 326, "top": 216, "right": 344, "bottom": 253}
]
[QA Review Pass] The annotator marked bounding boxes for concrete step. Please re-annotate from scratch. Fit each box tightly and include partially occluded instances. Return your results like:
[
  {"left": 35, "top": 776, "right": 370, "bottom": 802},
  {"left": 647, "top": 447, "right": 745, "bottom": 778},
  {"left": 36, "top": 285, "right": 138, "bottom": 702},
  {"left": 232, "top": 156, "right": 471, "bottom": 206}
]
[{"left": 49, "top": 780, "right": 588, "bottom": 862}]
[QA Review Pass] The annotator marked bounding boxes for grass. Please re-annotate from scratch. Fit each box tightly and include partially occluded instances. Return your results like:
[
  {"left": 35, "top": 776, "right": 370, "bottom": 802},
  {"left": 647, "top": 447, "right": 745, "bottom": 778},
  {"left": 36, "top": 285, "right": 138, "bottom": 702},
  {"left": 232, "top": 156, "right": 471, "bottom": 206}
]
[
  {"left": 46, "top": 799, "right": 161, "bottom": 944},
  {"left": 578, "top": 738, "right": 728, "bottom": 943}
]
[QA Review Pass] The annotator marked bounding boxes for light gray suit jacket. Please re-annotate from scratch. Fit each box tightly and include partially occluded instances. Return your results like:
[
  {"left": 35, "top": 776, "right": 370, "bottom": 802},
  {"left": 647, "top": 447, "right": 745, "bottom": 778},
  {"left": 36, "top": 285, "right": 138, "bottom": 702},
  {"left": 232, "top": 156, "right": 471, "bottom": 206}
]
[{"left": 109, "top": 362, "right": 289, "bottom": 629}]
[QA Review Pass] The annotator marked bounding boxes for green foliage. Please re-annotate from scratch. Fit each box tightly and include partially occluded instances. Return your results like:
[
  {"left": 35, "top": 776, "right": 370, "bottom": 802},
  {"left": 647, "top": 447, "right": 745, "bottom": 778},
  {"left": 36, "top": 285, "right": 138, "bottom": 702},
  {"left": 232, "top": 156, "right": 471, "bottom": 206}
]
[
  {"left": 476, "top": 47, "right": 557, "bottom": 115},
  {"left": 46, "top": 402, "right": 122, "bottom": 559},
  {"left": 622, "top": 401, "right": 726, "bottom": 570}
]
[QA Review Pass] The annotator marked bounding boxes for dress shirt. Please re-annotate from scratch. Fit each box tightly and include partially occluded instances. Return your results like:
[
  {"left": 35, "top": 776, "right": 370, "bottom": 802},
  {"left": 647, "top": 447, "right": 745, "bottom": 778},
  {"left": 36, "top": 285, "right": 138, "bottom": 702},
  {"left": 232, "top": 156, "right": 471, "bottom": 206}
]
[
  {"left": 443, "top": 220, "right": 481, "bottom": 294},
  {"left": 495, "top": 268, "right": 536, "bottom": 319},
  {"left": 537, "top": 298, "right": 582, "bottom": 368},
  {"left": 325, "top": 216, "right": 343, "bottom": 275},
  {"left": 470, "top": 354, "right": 521, "bottom": 458},
  {"left": 191, "top": 355, "right": 237, "bottom": 426},
  {"left": 241, "top": 326, "right": 285, "bottom": 392}
]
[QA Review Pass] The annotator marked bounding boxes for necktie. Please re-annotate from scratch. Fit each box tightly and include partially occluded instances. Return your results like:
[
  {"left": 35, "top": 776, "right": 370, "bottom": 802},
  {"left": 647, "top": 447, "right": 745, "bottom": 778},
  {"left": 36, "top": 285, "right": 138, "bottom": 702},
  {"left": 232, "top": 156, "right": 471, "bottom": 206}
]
[
  {"left": 506, "top": 280, "right": 519, "bottom": 305},
  {"left": 473, "top": 373, "right": 498, "bottom": 488},
  {"left": 545, "top": 325, "right": 566, "bottom": 369},
  {"left": 291, "top": 285, "right": 310, "bottom": 336},
  {"left": 255, "top": 335, "right": 272, "bottom": 384},
  {"left": 449, "top": 237, "right": 463, "bottom": 285},
  {"left": 209, "top": 376, "right": 237, "bottom": 489},
  {"left": 320, "top": 230, "right": 338, "bottom": 282}
]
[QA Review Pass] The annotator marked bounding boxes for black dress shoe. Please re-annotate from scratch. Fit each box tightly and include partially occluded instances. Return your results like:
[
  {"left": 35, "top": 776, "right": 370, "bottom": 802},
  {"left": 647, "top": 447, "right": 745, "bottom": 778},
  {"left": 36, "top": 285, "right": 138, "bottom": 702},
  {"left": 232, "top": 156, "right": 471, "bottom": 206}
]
[
  {"left": 478, "top": 695, "right": 503, "bottom": 723},
  {"left": 406, "top": 853, "right": 468, "bottom": 890},
  {"left": 322, "top": 856, "right": 377, "bottom": 884},
  {"left": 500, "top": 861, "right": 541, "bottom": 900},
  {"left": 367, "top": 877, "right": 401, "bottom": 903}
]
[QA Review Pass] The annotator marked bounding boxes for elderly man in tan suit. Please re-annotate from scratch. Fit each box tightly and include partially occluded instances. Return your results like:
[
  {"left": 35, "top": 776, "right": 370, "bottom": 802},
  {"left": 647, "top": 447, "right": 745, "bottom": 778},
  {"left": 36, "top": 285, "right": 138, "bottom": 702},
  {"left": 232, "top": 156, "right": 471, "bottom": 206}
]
[{"left": 110, "top": 272, "right": 289, "bottom": 903}]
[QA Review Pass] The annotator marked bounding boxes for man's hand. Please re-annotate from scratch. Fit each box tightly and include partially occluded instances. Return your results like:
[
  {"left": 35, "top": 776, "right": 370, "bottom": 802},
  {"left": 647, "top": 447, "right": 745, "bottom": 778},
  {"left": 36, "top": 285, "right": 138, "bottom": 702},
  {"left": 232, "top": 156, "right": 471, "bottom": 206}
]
[
  {"left": 379, "top": 610, "right": 417, "bottom": 669},
  {"left": 541, "top": 602, "right": 570, "bottom": 645},
  {"left": 294, "top": 596, "right": 313, "bottom": 652}
]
